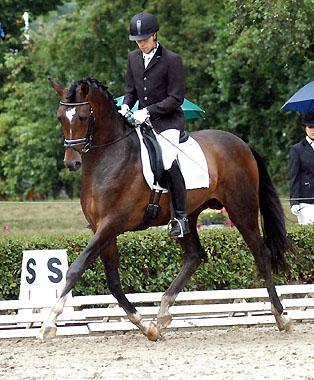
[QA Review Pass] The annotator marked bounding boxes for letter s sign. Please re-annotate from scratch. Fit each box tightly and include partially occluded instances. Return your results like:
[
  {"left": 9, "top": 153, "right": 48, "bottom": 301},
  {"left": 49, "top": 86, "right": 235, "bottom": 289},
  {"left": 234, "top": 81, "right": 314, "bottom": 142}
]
[
  {"left": 19, "top": 250, "right": 69, "bottom": 304},
  {"left": 26, "top": 258, "right": 36, "bottom": 284},
  {"left": 47, "top": 257, "right": 63, "bottom": 283}
]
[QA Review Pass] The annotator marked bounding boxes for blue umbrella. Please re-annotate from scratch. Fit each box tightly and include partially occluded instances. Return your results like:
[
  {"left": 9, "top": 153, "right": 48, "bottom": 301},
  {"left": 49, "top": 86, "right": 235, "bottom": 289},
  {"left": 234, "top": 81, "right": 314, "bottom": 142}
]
[
  {"left": 115, "top": 96, "right": 205, "bottom": 120},
  {"left": 281, "top": 81, "right": 314, "bottom": 112}
]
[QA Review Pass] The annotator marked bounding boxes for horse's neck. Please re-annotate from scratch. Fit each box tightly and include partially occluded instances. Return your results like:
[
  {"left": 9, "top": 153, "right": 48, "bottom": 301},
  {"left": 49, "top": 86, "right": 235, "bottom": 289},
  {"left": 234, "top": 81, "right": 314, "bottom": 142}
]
[
  {"left": 92, "top": 101, "right": 128, "bottom": 145},
  {"left": 82, "top": 90, "right": 139, "bottom": 176},
  {"left": 81, "top": 124, "right": 139, "bottom": 176},
  {"left": 80, "top": 131, "right": 140, "bottom": 216}
]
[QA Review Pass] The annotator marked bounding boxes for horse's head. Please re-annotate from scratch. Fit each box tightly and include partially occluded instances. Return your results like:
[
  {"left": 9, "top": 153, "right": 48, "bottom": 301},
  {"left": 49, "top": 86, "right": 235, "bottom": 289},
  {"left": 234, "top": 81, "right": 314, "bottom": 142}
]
[
  {"left": 49, "top": 77, "right": 92, "bottom": 171},
  {"left": 50, "top": 77, "right": 129, "bottom": 172}
]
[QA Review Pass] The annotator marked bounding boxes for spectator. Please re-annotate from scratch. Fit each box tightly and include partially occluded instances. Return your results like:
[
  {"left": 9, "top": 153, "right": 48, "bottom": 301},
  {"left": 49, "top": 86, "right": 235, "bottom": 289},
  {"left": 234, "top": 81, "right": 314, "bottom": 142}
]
[{"left": 289, "top": 110, "right": 314, "bottom": 224}]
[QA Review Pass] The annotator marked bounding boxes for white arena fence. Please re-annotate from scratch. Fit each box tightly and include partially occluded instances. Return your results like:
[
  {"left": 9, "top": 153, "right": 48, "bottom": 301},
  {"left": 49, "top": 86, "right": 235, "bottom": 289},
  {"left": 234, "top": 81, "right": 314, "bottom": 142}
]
[{"left": 0, "top": 284, "right": 313, "bottom": 339}]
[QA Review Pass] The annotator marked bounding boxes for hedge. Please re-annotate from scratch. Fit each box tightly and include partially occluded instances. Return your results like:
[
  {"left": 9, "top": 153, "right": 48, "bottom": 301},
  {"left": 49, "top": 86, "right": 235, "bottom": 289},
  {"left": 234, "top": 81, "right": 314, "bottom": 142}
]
[{"left": 0, "top": 226, "right": 313, "bottom": 300}]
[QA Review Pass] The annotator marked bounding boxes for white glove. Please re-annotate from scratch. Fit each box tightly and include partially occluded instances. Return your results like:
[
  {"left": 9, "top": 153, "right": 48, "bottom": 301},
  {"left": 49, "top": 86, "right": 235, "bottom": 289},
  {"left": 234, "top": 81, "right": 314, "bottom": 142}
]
[
  {"left": 291, "top": 204, "right": 300, "bottom": 216},
  {"left": 131, "top": 108, "right": 150, "bottom": 125},
  {"left": 118, "top": 104, "right": 130, "bottom": 118}
]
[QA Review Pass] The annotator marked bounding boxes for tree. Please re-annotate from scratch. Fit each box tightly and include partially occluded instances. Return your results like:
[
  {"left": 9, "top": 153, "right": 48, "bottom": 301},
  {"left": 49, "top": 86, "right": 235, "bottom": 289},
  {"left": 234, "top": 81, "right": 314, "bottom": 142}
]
[
  {"left": 0, "top": 0, "right": 313, "bottom": 199},
  {"left": 0, "top": 0, "right": 68, "bottom": 102},
  {"left": 210, "top": 0, "right": 314, "bottom": 190}
]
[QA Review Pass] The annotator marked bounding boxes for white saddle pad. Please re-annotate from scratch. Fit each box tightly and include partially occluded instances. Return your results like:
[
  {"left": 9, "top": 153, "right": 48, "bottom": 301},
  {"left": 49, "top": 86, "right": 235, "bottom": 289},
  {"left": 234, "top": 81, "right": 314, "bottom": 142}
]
[{"left": 135, "top": 128, "right": 210, "bottom": 192}]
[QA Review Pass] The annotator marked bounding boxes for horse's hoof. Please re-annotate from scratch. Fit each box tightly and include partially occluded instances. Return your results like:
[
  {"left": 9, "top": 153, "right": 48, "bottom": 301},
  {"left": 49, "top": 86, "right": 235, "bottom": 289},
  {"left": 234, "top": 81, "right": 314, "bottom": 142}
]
[
  {"left": 157, "top": 314, "right": 172, "bottom": 330},
  {"left": 274, "top": 314, "right": 294, "bottom": 332},
  {"left": 146, "top": 321, "right": 160, "bottom": 341},
  {"left": 38, "top": 325, "right": 57, "bottom": 340},
  {"left": 283, "top": 318, "right": 294, "bottom": 332}
]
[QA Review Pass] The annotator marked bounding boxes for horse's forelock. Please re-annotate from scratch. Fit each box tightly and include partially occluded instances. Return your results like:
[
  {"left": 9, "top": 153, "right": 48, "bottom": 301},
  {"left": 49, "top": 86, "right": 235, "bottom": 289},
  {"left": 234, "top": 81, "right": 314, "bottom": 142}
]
[{"left": 66, "top": 84, "right": 77, "bottom": 102}]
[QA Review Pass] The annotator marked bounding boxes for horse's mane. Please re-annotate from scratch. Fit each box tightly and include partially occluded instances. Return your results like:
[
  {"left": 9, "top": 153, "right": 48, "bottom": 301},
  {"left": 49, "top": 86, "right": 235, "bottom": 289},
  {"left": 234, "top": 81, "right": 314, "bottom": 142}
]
[
  {"left": 66, "top": 77, "right": 114, "bottom": 103},
  {"left": 66, "top": 77, "right": 132, "bottom": 127}
]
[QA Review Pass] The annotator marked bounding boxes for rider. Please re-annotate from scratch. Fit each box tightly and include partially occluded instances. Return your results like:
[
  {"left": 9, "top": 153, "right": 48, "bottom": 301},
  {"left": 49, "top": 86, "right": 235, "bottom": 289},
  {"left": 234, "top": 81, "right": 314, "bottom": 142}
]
[{"left": 119, "top": 11, "right": 190, "bottom": 238}]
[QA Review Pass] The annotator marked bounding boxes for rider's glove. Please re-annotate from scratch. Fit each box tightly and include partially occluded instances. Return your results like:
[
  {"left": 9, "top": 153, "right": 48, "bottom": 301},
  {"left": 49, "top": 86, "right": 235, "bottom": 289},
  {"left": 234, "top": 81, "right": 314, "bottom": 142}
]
[
  {"left": 118, "top": 104, "right": 130, "bottom": 118},
  {"left": 291, "top": 204, "right": 300, "bottom": 216},
  {"left": 131, "top": 108, "right": 150, "bottom": 125}
]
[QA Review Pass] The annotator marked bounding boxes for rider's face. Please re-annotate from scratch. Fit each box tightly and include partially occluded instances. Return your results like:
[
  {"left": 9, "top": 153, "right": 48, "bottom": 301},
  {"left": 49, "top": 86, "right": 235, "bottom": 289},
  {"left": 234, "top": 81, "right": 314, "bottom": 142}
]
[
  {"left": 305, "top": 125, "right": 314, "bottom": 141},
  {"left": 136, "top": 33, "right": 156, "bottom": 54}
]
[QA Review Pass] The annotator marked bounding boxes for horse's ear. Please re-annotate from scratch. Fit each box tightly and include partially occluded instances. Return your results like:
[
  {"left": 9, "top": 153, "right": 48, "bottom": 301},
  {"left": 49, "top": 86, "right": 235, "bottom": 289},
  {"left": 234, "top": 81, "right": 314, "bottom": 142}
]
[
  {"left": 80, "top": 82, "right": 89, "bottom": 97},
  {"left": 48, "top": 77, "right": 65, "bottom": 98}
]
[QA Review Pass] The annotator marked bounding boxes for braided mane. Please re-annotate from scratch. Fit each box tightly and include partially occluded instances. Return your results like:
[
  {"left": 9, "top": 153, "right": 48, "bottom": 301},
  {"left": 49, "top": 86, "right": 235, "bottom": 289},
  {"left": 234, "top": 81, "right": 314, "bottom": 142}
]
[
  {"left": 65, "top": 77, "right": 132, "bottom": 127},
  {"left": 66, "top": 77, "right": 115, "bottom": 106}
]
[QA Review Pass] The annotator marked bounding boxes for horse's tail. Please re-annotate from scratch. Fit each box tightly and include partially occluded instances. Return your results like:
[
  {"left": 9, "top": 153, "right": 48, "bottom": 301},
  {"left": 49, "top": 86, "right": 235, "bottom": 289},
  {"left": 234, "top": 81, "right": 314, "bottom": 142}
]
[{"left": 250, "top": 147, "right": 294, "bottom": 273}]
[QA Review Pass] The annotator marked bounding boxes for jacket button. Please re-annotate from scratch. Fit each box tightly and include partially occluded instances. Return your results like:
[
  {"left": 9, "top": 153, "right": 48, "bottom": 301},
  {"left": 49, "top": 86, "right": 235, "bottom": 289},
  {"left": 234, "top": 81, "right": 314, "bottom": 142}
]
[
  {"left": 144, "top": 87, "right": 147, "bottom": 91},
  {"left": 144, "top": 77, "right": 147, "bottom": 81},
  {"left": 144, "top": 96, "right": 148, "bottom": 100}
]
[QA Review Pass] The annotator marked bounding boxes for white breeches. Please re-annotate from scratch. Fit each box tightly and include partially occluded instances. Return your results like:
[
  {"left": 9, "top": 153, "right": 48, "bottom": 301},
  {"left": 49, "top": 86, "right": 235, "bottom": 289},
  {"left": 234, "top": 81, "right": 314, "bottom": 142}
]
[
  {"left": 297, "top": 203, "right": 314, "bottom": 225},
  {"left": 154, "top": 129, "right": 180, "bottom": 170}
]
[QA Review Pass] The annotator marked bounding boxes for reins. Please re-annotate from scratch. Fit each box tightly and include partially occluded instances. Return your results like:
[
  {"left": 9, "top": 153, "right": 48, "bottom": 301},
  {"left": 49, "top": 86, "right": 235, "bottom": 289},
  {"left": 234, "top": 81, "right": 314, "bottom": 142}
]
[{"left": 60, "top": 100, "right": 135, "bottom": 154}]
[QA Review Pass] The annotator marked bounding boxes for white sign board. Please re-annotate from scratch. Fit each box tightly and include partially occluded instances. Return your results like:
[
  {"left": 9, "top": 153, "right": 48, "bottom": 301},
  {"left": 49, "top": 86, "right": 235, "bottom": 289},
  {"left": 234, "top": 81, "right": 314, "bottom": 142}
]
[{"left": 19, "top": 250, "right": 70, "bottom": 306}]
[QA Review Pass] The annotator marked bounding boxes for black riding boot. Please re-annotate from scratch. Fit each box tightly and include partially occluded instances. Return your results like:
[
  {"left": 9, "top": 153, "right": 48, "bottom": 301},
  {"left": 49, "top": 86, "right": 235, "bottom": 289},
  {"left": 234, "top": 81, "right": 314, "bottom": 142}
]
[{"left": 166, "top": 160, "right": 190, "bottom": 238}]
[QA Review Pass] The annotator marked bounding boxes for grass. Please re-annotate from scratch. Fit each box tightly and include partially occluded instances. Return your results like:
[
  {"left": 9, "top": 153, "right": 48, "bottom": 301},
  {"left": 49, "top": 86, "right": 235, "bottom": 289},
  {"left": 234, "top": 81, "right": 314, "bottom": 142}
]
[
  {"left": 282, "top": 199, "right": 298, "bottom": 226},
  {"left": 0, "top": 197, "right": 296, "bottom": 238},
  {"left": 0, "top": 200, "right": 91, "bottom": 237}
]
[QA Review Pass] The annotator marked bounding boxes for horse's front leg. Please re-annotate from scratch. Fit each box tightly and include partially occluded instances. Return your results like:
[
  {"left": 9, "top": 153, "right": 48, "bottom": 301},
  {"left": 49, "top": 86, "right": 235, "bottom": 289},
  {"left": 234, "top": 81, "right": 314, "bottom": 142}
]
[
  {"left": 101, "top": 240, "right": 160, "bottom": 341},
  {"left": 157, "top": 228, "right": 206, "bottom": 329},
  {"left": 38, "top": 293, "right": 70, "bottom": 339},
  {"left": 38, "top": 233, "right": 104, "bottom": 339}
]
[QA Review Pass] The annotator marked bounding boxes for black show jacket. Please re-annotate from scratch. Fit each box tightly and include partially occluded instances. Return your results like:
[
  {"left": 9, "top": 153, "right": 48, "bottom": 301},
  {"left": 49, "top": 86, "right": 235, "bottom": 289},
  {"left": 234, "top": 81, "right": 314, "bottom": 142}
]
[
  {"left": 123, "top": 44, "right": 186, "bottom": 133},
  {"left": 290, "top": 138, "right": 314, "bottom": 206}
]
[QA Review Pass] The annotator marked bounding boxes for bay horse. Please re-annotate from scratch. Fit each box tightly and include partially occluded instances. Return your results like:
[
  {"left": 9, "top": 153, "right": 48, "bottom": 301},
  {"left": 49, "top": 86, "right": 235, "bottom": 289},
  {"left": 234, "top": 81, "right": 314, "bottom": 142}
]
[{"left": 39, "top": 77, "right": 294, "bottom": 341}]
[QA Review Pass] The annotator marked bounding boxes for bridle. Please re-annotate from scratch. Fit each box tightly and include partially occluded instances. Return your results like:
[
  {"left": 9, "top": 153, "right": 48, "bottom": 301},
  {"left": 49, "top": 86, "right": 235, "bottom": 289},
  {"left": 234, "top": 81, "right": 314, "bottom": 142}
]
[
  {"left": 60, "top": 100, "right": 94, "bottom": 153},
  {"left": 60, "top": 100, "right": 135, "bottom": 154}
]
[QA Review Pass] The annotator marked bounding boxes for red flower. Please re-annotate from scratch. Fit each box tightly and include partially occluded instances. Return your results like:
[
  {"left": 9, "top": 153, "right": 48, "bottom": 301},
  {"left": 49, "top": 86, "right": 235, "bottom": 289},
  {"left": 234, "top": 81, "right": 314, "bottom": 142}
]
[{"left": 225, "top": 219, "right": 234, "bottom": 228}]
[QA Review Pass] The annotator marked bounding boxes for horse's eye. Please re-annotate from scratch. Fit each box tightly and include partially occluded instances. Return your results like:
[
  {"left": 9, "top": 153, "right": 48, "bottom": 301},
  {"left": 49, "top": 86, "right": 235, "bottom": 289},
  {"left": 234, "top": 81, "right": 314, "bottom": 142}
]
[{"left": 79, "top": 116, "right": 88, "bottom": 122}]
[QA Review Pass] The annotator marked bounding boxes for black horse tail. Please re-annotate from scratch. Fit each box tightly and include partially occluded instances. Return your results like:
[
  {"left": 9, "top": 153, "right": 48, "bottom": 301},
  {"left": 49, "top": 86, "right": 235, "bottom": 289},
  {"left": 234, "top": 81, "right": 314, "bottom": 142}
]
[{"left": 250, "top": 147, "right": 295, "bottom": 274}]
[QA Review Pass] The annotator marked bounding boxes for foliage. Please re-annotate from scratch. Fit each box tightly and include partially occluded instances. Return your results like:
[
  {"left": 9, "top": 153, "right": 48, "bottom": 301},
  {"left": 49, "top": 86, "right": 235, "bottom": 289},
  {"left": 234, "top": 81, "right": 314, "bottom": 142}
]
[
  {"left": 0, "top": 0, "right": 68, "bottom": 95},
  {"left": 0, "top": 225, "right": 313, "bottom": 300},
  {"left": 0, "top": 0, "right": 313, "bottom": 198},
  {"left": 197, "top": 208, "right": 232, "bottom": 228},
  {"left": 210, "top": 0, "right": 314, "bottom": 191}
]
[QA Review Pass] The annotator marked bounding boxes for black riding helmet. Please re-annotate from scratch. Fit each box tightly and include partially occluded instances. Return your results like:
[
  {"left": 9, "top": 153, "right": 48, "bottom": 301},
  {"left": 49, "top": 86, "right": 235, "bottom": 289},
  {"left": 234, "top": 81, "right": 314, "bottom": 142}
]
[
  {"left": 302, "top": 110, "right": 314, "bottom": 127},
  {"left": 129, "top": 12, "right": 159, "bottom": 41}
]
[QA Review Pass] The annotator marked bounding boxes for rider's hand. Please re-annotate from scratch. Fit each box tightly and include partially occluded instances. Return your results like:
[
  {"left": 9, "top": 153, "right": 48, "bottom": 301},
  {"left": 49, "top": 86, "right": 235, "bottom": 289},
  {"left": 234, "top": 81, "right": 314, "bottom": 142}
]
[
  {"left": 131, "top": 108, "right": 150, "bottom": 125},
  {"left": 118, "top": 104, "right": 130, "bottom": 118},
  {"left": 291, "top": 204, "right": 300, "bottom": 216}
]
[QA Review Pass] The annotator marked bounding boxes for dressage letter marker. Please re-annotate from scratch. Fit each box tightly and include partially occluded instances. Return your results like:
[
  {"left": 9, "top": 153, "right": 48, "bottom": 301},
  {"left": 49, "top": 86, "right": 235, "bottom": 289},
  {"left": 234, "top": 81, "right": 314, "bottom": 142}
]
[{"left": 19, "top": 250, "right": 70, "bottom": 306}]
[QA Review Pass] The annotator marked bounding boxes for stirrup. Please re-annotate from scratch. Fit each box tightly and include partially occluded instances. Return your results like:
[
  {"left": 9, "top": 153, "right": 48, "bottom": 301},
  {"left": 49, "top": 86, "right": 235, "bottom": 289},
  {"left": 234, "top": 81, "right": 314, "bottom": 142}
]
[{"left": 167, "top": 217, "right": 189, "bottom": 238}]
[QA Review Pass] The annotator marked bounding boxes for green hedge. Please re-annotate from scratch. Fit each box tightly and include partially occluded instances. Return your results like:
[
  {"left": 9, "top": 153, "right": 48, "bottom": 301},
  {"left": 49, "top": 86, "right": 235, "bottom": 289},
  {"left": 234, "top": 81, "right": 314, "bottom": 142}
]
[{"left": 0, "top": 226, "right": 313, "bottom": 300}]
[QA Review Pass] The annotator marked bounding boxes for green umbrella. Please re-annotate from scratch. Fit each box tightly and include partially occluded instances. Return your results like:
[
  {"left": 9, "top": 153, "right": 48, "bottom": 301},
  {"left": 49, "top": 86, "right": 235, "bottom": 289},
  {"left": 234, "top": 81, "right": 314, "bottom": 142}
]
[{"left": 115, "top": 96, "right": 205, "bottom": 120}]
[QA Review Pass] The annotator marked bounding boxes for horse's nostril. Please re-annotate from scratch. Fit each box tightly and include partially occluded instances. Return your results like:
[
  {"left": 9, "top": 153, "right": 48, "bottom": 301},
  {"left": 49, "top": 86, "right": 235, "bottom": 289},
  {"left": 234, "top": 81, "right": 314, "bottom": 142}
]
[{"left": 64, "top": 160, "right": 81, "bottom": 171}]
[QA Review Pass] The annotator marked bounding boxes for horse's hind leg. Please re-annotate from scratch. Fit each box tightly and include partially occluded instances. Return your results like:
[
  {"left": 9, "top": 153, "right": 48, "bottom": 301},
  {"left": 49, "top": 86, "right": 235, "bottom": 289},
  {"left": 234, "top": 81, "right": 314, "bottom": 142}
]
[
  {"left": 252, "top": 238, "right": 293, "bottom": 331},
  {"left": 226, "top": 200, "right": 293, "bottom": 332},
  {"left": 250, "top": 238, "right": 293, "bottom": 331},
  {"left": 157, "top": 224, "right": 207, "bottom": 329}
]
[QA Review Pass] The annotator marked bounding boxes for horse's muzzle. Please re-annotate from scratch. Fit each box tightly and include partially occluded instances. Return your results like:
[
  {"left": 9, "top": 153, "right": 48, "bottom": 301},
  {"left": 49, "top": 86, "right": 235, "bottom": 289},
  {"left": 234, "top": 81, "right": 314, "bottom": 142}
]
[{"left": 64, "top": 159, "right": 81, "bottom": 172}]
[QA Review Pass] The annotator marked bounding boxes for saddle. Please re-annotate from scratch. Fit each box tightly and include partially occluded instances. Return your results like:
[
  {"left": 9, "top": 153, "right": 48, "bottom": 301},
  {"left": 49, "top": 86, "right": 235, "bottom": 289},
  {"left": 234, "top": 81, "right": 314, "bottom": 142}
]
[
  {"left": 140, "top": 124, "right": 189, "bottom": 188},
  {"left": 137, "top": 124, "right": 190, "bottom": 229}
]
